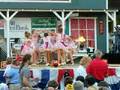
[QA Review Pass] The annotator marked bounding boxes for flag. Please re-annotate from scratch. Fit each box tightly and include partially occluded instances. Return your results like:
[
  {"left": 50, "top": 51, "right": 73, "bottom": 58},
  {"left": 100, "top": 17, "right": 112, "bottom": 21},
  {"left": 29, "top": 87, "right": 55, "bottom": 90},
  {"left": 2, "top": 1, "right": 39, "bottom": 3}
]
[{"left": 32, "top": 68, "right": 58, "bottom": 89}]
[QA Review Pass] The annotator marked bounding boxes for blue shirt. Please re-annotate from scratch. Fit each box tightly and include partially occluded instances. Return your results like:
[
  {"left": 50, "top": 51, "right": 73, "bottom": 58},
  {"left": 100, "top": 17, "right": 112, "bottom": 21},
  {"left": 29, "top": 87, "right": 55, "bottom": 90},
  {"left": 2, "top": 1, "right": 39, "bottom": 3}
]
[{"left": 5, "top": 66, "right": 20, "bottom": 84}]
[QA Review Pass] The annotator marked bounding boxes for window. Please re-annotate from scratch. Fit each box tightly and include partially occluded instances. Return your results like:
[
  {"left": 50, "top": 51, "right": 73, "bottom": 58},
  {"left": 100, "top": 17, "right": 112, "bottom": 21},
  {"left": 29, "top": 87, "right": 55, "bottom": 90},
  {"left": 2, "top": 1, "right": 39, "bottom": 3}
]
[{"left": 70, "top": 18, "right": 95, "bottom": 48}]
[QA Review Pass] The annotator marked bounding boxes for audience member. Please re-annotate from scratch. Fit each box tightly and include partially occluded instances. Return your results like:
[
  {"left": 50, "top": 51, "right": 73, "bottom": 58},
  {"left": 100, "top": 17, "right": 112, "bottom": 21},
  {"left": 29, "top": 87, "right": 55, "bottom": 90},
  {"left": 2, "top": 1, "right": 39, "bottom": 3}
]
[
  {"left": 3, "top": 58, "right": 12, "bottom": 76},
  {"left": 19, "top": 54, "right": 32, "bottom": 90},
  {"left": 85, "top": 75, "right": 97, "bottom": 90},
  {"left": 75, "top": 56, "right": 92, "bottom": 79},
  {"left": 76, "top": 75, "right": 85, "bottom": 84},
  {"left": 86, "top": 50, "right": 108, "bottom": 83},
  {"left": 98, "top": 81, "right": 111, "bottom": 90},
  {"left": 47, "top": 87, "right": 55, "bottom": 90},
  {"left": 47, "top": 80, "right": 58, "bottom": 90},
  {"left": 65, "top": 84, "right": 74, "bottom": 90},
  {"left": 98, "top": 81, "right": 109, "bottom": 87},
  {"left": 3, "top": 58, "right": 12, "bottom": 85},
  {"left": 5, "top": 60, "right": 20, "bottom": 90},
  {"left": 73, "top": 81, "right": 84, "bottom": 90},
  {"left": 98, "top": 87, "right": 109, "bottom": 90},
  {"left": 64, "top": 76, "right": 74, "bottom": 90}
]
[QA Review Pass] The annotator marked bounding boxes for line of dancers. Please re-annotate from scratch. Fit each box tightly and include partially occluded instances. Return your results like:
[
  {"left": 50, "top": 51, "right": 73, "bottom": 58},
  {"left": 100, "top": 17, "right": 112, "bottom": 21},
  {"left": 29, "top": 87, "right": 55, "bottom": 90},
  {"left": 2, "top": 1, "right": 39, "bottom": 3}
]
[{"left": 21, "top": 25, "right": 77, "bottom": 66}]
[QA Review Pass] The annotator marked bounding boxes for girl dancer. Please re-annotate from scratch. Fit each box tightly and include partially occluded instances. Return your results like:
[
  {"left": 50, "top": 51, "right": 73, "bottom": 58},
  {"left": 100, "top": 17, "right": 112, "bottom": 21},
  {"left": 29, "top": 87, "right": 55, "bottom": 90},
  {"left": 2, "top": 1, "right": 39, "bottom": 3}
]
[
  {"left": 65, "top": 36, "right": 76, "bottom": 65},
  {"left": 31, "top": 30, "right": 40, "bottom": 64},
  {"left": 21, "top": 39, "right": 33, "bottom": 56},
  {"left": 55, "top": 26, "right": 67, "bottom": 65},
  {"left": 21, "top": 31, "right": 32, "bottom": 56},
  {"left": 42, "top": 32, "right": 53, "bottom": 66}
]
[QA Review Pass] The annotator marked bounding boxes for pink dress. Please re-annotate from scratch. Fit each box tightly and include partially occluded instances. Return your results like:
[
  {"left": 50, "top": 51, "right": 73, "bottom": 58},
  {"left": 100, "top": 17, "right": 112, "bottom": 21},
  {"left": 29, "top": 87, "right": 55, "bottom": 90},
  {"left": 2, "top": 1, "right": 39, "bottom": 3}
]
[
  {"left": 50, "top": 35, "right": 56, "bottom": 49},
  {"left": 42, "top": 36, "right": 52, "bottom": 49},
  {"left": 31, "top": 33, "right": 39, "bottom": 49},
  {"left": 54, "top": 33, "right": 68, "bottom": 51},
  {"left": 21, "top": 40, "right": 33, "bottom": 55},
  {"left": 67, "top": 40, "right": 76, "bottom": 49}
]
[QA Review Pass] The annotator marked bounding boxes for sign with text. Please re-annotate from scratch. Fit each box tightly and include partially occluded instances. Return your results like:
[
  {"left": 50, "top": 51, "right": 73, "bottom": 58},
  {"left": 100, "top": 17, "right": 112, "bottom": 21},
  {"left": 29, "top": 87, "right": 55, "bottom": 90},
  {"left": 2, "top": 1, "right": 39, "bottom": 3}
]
[
  {"left": 32, "top": 17, "right": 57, "bottom": 29},
  {"left": 4, "top": 18, "right": 31, "bottom": 38},
  {"left": 0, "top": 0, "right": 70, "bottom": 2}
]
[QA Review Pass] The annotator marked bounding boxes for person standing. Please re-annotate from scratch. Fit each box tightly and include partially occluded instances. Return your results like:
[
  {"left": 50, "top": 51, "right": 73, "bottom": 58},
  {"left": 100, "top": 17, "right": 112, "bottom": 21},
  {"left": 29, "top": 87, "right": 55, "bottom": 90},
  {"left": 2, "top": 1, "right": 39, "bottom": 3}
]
[
  {"left": 19, "top": 54, "right": 32, "bottom": 90},
  {"left": 86, "top": 50, "right": 108, "bottom": 83},
  {"left": 5, "top": 60, "right": 20, "bottom": 90}
]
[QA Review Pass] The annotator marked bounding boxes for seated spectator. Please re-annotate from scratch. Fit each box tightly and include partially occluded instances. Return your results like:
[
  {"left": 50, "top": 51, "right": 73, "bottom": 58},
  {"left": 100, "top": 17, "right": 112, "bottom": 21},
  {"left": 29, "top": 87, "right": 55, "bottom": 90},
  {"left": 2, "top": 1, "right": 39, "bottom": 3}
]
[
  {"left": 85, "top": 75, "right": 97, "bottom": 90},
  {"left": 47, "top": 87, "right": 56, "bottom": 90},
  {"left": 98, "top": 87, "right": 109, "bottom": 90},
  {"left": 86, "top": 50, "right": 108, "bottom": 83},
  {"left": 47, "top": 80, "right": 58, "bottom": 90},
  {"left": 98, "top": 81, "right": 109, "bottom": 87},
  {"left": 64, "top": 76, "right": 74, "bottom": 90},
  {"left": 73, "top": 81, "right": 84, "bottom": 90},
  {"left": 76, "top": 75, "right": 85, "bottom": 84},
  {"left": 65, "top": 84, "right": 74, "bottom": 90},
  {"left": 64, "top": 76, "right": 73, "bottom": 87},
  {"left": 98, "top": 81, "right": 111, "bottom": 90}
]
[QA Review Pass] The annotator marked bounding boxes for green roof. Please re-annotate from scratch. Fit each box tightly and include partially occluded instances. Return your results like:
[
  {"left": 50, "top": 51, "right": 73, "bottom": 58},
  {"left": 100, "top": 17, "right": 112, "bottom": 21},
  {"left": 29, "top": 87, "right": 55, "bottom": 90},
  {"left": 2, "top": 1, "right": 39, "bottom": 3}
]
[{"left": 0, "top": 0, "right": 106, "bottom": 9}]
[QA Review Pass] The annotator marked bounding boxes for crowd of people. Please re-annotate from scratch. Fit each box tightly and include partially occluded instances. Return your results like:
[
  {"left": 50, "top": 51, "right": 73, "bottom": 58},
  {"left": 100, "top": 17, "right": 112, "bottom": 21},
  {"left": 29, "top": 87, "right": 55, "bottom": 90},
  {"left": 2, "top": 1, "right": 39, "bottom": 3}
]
[
  {"left": 20, "top": 25, "right": 76, "bottom": 66},
  {"left": 0, "top": 49, "right": 113, "bottom": 90}
]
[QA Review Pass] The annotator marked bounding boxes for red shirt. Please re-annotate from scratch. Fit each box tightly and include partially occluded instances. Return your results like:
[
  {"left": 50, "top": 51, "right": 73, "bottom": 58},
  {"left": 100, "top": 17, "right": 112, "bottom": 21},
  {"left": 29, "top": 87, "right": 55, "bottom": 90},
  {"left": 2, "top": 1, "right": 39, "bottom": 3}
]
[{"left": 86, "top": 57, "right": 108, "bottom": 80}]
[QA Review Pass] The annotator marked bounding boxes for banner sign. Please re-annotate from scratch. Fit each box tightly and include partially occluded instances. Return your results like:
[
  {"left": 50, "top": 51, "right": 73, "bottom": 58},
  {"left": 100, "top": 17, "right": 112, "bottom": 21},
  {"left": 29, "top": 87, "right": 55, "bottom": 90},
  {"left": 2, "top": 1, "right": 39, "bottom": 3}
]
[
  {"left": 0, "top": 0, "right": 70, "bottom": 2},
  {"left": 32, "top": 17, "right": 57, "bottom": 29},
  {"left": 4, "top": 18, "right": 31, "bottom": 38}
]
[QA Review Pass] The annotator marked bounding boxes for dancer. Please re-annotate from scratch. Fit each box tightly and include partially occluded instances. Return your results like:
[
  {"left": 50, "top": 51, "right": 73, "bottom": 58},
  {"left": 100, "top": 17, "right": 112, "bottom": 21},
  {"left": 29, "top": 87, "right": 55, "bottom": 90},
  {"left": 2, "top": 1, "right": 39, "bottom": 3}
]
[
  {"left": 21, "top": 31, "right": 31, "bottom": 54},
  {"left": 55, "top": 25, "right": 67, "bottom": 65},
  {"left": 42, "top": 32, "right": 53, "bottom": 66},
  {"left": 31, "top": 30, "right": 40, "bottom": 64},
  {"left": 21, "top": 39, "right": 33, "bottom": 56},
  {"left": 65, "top": 36, "right": 76, "bottom": 64}
]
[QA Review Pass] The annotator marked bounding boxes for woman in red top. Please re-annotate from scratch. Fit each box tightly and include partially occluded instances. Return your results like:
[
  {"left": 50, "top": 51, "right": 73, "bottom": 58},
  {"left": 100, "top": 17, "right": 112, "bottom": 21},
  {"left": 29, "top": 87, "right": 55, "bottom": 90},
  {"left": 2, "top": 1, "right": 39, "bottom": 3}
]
[{"left": 86, "top": 50, "right": 108, "bottom": 83}]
